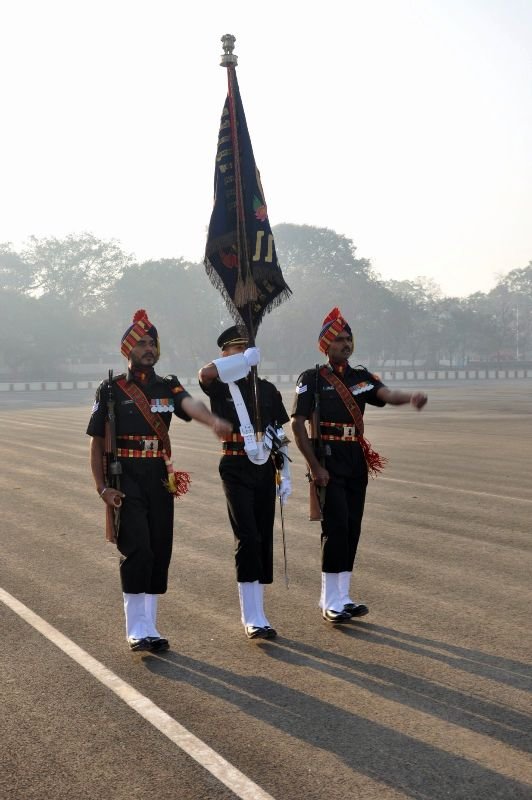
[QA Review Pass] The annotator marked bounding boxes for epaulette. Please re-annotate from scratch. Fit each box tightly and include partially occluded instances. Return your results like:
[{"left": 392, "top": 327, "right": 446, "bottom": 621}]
[
  {"left": 164, "top": 374, "right": 187, "bottom": 395},
  {"left": 297, "top": 364, "right": 325, "bottom": 381},
  {"left": 354, "top": 364, "right": 381, "bottom": 381}
]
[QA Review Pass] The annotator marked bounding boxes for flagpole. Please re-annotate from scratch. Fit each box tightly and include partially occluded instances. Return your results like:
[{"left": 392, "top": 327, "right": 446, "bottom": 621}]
[{"left": 220, "top": 33, "right": 262, "bottom": 434}]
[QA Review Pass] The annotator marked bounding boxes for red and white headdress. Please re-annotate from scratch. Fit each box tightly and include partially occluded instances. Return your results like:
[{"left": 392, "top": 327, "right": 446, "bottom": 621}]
[
  {"left": 120, "top": 309, "right": 160, "bottom": 358},
  {"left": 318, "top": 307, "right": 352, "bottom": 353}
]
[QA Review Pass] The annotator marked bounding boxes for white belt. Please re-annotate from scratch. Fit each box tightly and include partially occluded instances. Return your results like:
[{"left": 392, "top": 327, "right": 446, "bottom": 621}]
[{"left": 227, "top": 381, "right": 271, "bottom": 465}]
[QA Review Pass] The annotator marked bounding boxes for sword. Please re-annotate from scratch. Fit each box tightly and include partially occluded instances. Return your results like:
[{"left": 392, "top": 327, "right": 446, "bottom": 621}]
[{"left": 279, "top": 495, "right": 289, "bottom": 589}]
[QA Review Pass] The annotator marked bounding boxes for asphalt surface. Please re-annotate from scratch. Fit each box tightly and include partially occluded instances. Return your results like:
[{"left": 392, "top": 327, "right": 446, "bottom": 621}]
[{"left": 1, "top": 382, "right": 531, "bottom": 800}]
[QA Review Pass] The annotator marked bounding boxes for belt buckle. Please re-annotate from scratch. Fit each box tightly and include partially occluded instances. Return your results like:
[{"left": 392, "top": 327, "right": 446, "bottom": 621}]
[
  {"left": 142, "top": 438, "right": 157, "bottom": 452},
  {"left": 344, "top": 425, "right": 356, "bottom": 437}
]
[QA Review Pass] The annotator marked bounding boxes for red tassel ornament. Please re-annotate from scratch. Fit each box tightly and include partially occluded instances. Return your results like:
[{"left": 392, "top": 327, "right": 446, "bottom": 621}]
[
  {"left": 162, "top": 453, "right": 191, "bottom": 497},
  {"left": 359, "top": 436, "right": 388, "bottom": 478}
]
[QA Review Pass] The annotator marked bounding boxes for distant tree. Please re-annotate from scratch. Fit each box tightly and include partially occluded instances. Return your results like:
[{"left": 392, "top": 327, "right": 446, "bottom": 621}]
[
  {"left": 273, "top": 223, "right": 374, "bottom": 282},
  {"left": 462, "top": 294, "right": 500, "bottom": 362},
  {"left": 108, "top": 258, "right": 225, "bottom": 373},
  {"left": 262, "top": 223, "right": 382, "bottom": 369},
  {"left": 0, "top": 243, "right": 32, "bottom": 293},
  {"left": 497, "top": 263, "right": 532, "bottom": 360},
  {"left": 20, "top": 233, "right": 133, "bottom": 313},
  {"left": 386, "top": 277, "right": 442, "bottom": 308},
  {"left": 432, "top": 298, "right": 475, "bottom": 367},
  {"left": 0, "top": 290, "right": 85, "bottom": 378},
  {"left": 498, "top": 261, "right": 532, "bottom": 295}
]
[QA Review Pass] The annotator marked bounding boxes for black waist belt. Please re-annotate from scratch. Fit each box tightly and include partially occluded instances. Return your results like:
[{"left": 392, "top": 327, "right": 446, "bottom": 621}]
[
  {"left": 320, "top": 422, "right": 359, "bottom": 436},
  {"left": 117, "top": 436, "right": 163, "bottom": 452},
  {"left": 222, "top": 441, "right": 245, "bottom": 452}
]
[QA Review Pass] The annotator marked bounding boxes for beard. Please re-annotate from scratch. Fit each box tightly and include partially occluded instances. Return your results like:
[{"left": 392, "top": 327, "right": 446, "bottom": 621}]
[{"left": 130, "top": 352, "right": 158, "bottom": 369}]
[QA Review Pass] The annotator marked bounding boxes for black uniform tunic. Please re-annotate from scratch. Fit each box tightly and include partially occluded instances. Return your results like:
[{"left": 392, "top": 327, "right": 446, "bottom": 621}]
[
  {"left": 86, "top": 368, "right": 192, "bottom": 594},
  {"left": 201, "top": 376, "right": 289, "bottom": 584},
  {"left": 291, "top": 364, "right": 386, "bottom": 573}
]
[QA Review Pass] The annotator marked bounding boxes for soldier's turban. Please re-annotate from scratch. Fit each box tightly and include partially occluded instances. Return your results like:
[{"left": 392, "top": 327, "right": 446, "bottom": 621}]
[
  {"left": 121, "top": 309, "right": 160, "bottom": 358},
  {"left": 318, "top": 307, "right": 353, "bottom": 353}
]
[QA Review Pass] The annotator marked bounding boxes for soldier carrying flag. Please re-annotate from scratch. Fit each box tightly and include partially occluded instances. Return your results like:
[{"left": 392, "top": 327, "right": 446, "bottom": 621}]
[{"left": 200, "top": 35, "right": 292, "bottom": 640}]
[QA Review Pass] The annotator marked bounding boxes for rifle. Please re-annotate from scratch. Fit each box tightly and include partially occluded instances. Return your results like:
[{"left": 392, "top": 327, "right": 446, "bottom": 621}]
[
  {"left": 103, "top": 369, "right": 122, "bottom": 544},
  {"left": 308, "top": 364, "right": 327, "bottom": 521}
]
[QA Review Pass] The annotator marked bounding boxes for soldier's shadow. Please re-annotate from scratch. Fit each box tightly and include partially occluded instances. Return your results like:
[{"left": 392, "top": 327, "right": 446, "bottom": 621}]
[
  {"left": 263, "top": 624, "right": 531, "bottom": 754},
  {"left": 341, "top": 621, "right": 532, "bottom": 689},
  {"left": 144, "top": 647, "right": 531, "bottom": 800}
]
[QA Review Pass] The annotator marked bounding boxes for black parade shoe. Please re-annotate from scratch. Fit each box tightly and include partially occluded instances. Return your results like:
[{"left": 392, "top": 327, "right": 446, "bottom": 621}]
[
  {"left": 128, "top": 637, "right": 152, "bottom": 651},
  {"left": 322, "top": 609, "right": 351, "bottom": 624},
  {"left": 147, "top": 637, "right": 170, "bottom": 652},
  {"left": 245, "top": 625, "right": 268, "bottom": 639},
  {"left": 343, "top": 602, "right": 369, "bottom": 618}
]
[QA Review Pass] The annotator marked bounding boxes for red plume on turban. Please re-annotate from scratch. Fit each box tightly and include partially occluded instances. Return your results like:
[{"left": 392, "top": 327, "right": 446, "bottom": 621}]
[
  {"left": 318, "top": 307, "right": 352, "bottom": 353},
  {"left": 121, "top": 309, "right": 160, "bottom": 358}
]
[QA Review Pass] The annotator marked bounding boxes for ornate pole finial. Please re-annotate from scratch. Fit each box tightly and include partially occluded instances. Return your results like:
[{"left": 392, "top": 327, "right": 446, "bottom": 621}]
[{"left": 220, "top": 33, "right": 238, "bottom": 67}]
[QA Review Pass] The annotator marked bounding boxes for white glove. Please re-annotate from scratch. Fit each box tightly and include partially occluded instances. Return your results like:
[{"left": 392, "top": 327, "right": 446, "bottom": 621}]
[
  {"left": 276, "top": 444, "right": 292, "bottom": 505},
  {"left": 213, "top": 353, "right": 250, "bottom": 383},
  {"left": 277, "top": 477, "right": 292, "bottom": 506},
  {"left": 244, "top": 347, "right": 260, "bottom": 367}
]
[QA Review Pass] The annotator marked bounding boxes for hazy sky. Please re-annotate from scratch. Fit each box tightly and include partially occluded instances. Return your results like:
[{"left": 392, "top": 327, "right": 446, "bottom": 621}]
[{"left": 1, "top": 0, "right": 531, "bottom": 297}]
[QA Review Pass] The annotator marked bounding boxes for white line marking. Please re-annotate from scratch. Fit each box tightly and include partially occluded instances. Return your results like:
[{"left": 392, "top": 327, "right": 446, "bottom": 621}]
[
  {"left": 0, "top": 587, "right": 275, "bottom": 800},
  {"left": 378, "top": 476, "right": 532, "bottom": 503}
]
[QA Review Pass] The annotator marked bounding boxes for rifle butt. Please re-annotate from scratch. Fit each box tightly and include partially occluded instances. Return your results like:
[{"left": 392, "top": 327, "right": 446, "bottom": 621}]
[
  {"left": 308, "top": 479, "right": 323, "bottom": 522},
  {"left": 105, "top": 504, "right": 118, "bottom": 544}
]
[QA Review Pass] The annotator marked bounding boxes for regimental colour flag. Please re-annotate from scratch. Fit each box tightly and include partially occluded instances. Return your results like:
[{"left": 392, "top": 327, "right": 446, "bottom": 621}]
[{"left": 204, "top": 69, "right": 291, "bottom": 337}]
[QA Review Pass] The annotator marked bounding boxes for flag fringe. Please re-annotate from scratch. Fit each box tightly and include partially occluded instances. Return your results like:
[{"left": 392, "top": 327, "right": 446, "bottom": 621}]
[{"left": 205, "top": 257, "right": 291, "bottom": 329}]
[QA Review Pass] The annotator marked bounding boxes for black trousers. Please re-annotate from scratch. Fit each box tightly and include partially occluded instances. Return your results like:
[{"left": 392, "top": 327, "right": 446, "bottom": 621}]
[
  {"left": 117, "top": 460, "right": 174, "bottom": 594},
  {"left": 320, "top": 472, "right": 367, "bottom": 573},
  {"left": 219, "top": 456, "right": 276, "bottom": 584}
]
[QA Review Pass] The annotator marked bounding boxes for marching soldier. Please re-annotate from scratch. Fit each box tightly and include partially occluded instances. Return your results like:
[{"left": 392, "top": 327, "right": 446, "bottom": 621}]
[
  {"left": 199, "top": 325, "right": 291, "bottom": 640},
  {"left": 87, "top": 309, "right": 231, "bottom": 652},
  {"left": 291, "top": 307, "right": 427, "bottom": 623}
]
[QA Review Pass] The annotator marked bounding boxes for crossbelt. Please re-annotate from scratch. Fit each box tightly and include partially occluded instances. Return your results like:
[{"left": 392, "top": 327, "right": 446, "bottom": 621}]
[
  {"left": 320, "top": 422, "right": 360, "bottom": 442},
  {"left": 117, "top": 435, "right": 164, "bottom": 458}
]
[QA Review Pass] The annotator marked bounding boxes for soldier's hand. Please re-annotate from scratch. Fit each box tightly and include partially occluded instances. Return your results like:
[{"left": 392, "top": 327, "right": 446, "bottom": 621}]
[
  {"left": 311, "top": 465, "right": 329, "bottom": 487},
  {"left": 277, "top": 477, "right": 292, "bottom": 505},
  {"left": 410, "top": 392, "right": 428, "bottom": 410},
  {"left": 211, "top": 415, "right": 233, "bottom": 438},
  {"left": 100, "top": 488, "right": 125, "bottom": 508}
]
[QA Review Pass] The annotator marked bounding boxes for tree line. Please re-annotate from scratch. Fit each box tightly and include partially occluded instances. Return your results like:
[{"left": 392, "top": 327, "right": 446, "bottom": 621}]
[{"left": 0, "top": 224, "right": 531, "bottom": 379}]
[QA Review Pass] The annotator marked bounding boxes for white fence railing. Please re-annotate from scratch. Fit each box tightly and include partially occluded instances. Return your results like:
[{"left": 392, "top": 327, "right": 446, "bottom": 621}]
[{"left": 0, "top": 368, "right": 531, "bottom": 392}]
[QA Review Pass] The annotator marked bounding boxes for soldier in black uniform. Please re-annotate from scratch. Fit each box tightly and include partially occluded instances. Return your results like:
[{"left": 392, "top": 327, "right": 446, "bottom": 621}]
[
  {"left": 199, "top": 325, "right": 291, "bottom": 640},
  {"left": 291, "top": 307, "right": 427, "bottom": 624},
  {"left": 87, "top": 309, "right": 231, "bottom": 652}
]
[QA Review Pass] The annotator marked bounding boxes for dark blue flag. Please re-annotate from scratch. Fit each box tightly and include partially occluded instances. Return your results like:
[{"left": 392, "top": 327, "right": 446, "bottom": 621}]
[{"left": 204, "top": 69, "right": 291, "bottom": 337}]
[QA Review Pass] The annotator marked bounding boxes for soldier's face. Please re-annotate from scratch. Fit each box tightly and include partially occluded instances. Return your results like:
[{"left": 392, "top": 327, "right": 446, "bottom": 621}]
[
  {"left": 328, "top": 333, "right": 354, "bottom": 362},
  {"left": 129, "top": 336, "right": 159, "bottom": 367}
]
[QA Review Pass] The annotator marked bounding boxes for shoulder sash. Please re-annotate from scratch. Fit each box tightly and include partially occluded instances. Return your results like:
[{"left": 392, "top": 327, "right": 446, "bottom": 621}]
[
  {"left": 318, "top": 366, "right": 387, "bottom": 476},
  {"left": 116, "top": 378, "right": 172, "bottom": 456},
  {"left": 319, "top": 366, "right": 365, "bottom": 434}
]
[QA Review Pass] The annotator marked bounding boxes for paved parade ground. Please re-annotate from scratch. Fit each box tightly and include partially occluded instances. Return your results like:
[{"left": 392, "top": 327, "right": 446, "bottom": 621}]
[{"left": 1, "top": 382, "right": 531, "bottom": 800}]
